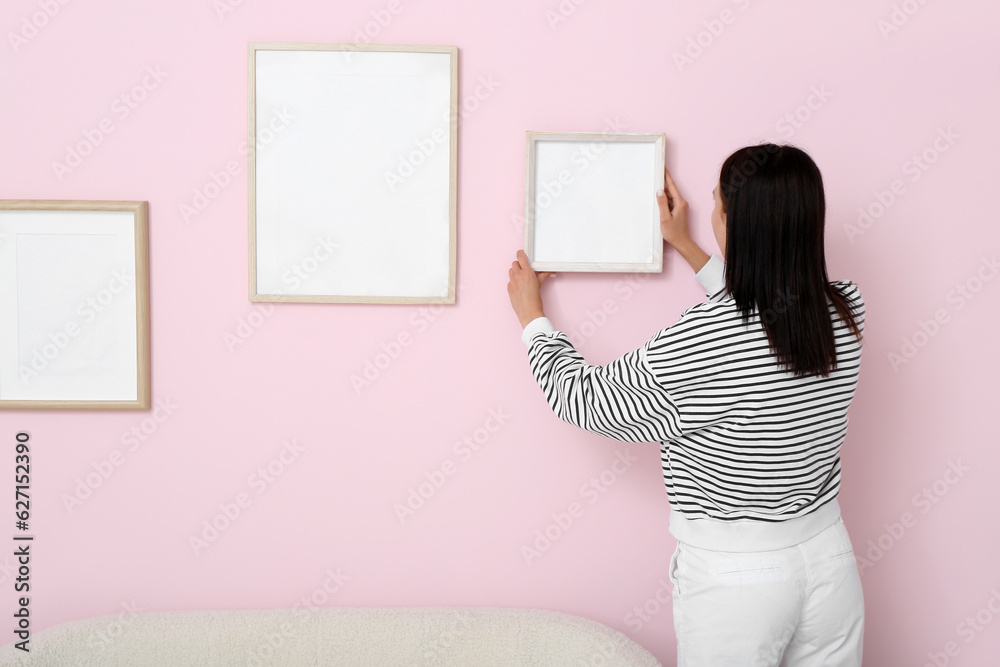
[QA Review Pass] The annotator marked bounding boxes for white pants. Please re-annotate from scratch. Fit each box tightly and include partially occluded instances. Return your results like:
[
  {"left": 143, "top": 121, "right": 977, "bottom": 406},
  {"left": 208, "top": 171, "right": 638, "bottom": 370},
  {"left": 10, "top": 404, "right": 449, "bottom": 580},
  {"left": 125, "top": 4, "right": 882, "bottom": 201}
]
[{"left": 668, "top": 517, "right": 864, "bottom": 666}]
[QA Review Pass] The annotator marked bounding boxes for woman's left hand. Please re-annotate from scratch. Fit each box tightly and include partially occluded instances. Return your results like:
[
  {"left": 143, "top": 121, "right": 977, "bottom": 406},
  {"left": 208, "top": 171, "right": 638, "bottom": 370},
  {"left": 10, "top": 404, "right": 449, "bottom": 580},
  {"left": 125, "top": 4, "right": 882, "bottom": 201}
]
[{"left": 507, "top": 249, "right": 555, "bottom": 328}]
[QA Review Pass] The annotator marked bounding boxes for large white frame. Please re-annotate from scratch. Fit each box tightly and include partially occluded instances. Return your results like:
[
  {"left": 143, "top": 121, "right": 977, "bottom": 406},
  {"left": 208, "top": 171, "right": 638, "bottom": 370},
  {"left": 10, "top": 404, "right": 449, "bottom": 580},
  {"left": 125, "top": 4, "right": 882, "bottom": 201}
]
[
  {"left": 248, "top": 42, "right": 458, "bottom": 303},
  {"left": 0, "top": 200, "right": 150, "bottom": 410},
  {"left": 524, "top": 132, "right": 665, "bottom": 273}
]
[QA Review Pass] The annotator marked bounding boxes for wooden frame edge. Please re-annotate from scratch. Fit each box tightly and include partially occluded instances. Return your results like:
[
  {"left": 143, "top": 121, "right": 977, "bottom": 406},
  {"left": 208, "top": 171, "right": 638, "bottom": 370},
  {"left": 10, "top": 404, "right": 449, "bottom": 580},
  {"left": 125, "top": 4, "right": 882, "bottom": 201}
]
[
  {"left": 523, "top": 132, "right": 666, "bottom": 273},
  {"left": 248, "top": 42, "right": 259, "bottom": 302},
  {"left": 0, "top": 199, "right": 151, "bottom": 410},
  {"left": 247, "top": 42, "right": 458, "bottom": 304}
]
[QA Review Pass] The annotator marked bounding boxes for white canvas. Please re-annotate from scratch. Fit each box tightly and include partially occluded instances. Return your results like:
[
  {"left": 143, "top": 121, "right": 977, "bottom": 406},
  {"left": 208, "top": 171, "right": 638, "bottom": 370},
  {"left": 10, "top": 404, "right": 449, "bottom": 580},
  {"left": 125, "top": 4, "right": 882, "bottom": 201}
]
[
  {"left": 526, "top": 133, "right": 664, "bottom": 272},
  {"left": 0, "top": 210, "right": 138, "bottom": 401},
  {"left": 252, "top": 47, "right": 454, "bottom": 300}
]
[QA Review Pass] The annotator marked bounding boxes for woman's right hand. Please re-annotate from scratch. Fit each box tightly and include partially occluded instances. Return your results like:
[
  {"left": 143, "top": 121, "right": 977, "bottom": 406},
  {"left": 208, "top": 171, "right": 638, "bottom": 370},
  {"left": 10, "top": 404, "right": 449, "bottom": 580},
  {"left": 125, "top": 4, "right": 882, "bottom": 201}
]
[{"left": 656, "top": 165, "right": 692, "bottom": 249}]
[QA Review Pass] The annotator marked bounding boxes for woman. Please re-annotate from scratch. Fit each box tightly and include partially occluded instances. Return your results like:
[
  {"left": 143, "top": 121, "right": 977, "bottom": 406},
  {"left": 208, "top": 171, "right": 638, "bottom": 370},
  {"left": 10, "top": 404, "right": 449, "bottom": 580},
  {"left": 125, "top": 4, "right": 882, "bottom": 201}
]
[{"left": 507, "top": 144, "right": 866, "bottom": 666}]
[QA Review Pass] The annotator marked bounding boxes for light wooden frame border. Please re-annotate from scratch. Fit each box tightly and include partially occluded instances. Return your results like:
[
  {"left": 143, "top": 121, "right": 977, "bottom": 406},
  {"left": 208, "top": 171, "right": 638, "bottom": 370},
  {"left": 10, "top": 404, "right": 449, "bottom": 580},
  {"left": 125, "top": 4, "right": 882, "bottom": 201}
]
[
  {"left": 0, "top": 199, "right": 150, "bottom": 410},
  {"left": 524, "top": 131, "right": 665, "bottom": 273},
  {"left": 247, "top": 42, "right": 459, "bottom": 304}
]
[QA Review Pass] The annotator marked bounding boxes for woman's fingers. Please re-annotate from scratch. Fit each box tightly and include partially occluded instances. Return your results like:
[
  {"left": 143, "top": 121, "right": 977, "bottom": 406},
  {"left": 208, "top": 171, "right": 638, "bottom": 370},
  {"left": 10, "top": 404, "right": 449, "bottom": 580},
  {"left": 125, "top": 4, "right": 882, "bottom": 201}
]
[
  {"left": 512, "top": 250, "right": 537, "bottom": 277},
  {"left": 656, "top": 189, "right": 671, "bottom": 219},
  {"left": 663, "top": 165, "right": 683, "bottom": 205}
]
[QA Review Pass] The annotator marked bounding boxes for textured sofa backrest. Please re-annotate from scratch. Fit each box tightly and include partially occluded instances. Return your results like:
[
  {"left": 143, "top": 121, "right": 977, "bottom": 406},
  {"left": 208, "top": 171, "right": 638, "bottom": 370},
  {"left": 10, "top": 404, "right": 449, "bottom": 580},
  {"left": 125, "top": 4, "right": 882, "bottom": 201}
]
[{"left": 0, "top": 606, "right": 662, "bottom": 666}]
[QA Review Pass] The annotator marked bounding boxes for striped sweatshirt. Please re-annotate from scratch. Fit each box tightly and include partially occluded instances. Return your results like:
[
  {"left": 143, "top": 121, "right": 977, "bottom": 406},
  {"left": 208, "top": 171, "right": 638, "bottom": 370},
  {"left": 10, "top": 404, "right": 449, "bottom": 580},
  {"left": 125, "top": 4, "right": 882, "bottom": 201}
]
[{"left": 520, "top": 254, "right": 865, "bottom": 552}]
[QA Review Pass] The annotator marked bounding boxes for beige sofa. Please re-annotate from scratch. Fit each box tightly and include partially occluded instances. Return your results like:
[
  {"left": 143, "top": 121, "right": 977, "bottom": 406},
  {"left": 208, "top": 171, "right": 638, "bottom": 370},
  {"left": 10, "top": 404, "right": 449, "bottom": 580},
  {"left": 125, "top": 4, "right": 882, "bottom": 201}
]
[{"left": 0, "top": 606, "right": 662, "bottom": 666}]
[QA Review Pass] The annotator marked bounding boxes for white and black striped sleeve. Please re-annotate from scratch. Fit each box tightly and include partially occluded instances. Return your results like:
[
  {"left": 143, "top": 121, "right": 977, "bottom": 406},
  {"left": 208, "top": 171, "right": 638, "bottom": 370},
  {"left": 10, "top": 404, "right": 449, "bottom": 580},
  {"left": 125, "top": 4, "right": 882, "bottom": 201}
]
[{"left": 521, "top": 318, "right": 683, "bottom": 444}]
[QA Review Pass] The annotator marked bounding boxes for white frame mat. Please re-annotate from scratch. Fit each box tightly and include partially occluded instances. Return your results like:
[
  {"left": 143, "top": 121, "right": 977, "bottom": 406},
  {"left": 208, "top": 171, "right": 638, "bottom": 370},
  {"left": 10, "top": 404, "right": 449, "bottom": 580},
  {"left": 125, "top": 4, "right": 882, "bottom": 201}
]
[
  {"left": 0, "top": 200, "right": 150, "bottom": 410},
  {"left": 524, "top": 131, "right": 665, "bottom": 273},
  {"left": 248, "top": 42, "right": 458, "bottom": 303}
]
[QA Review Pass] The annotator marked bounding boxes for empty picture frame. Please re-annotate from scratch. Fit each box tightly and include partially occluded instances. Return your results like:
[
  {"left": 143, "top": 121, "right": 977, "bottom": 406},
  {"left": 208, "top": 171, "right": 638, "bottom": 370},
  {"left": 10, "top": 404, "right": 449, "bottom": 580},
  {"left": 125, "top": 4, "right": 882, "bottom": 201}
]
[
  {"left": 0, "top": 200, "right": 150, "bottom": 409},
  {"left": 248, "top": 42, "right": 458, "bottom": 303},
  {"left": 524, "top": 132, "right": 666, "bottom": 272}
]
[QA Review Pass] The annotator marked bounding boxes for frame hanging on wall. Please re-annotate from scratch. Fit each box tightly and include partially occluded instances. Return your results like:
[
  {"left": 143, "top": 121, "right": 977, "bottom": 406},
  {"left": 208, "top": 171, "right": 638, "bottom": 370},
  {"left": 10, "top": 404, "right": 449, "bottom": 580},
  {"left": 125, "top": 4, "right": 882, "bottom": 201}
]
[
  {"left": 524, "top": 131, "right": 666, "bottom": 273},
  {"left": 248, "top": 42, "right": 459, "bottom": 304},
  {"left": 0, "top": 200, "right": 150, "bottom": 410}
]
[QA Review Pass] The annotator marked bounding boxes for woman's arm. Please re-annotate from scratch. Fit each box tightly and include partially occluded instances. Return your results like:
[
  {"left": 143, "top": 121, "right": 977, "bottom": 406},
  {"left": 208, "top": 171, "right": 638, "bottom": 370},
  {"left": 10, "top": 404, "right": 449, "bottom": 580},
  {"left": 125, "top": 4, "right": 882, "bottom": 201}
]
[
  {"left": 672, "top": 237, "right": 711, "bottom": 275},
  {"left": 655, "top": 166, "right": 726, "bottom": 300},
  {"left": 656, "top": 165, "right": 711, "bottom": 274},
  {"left": 522, "top": 324, "right": 684, "bottom": 444}
]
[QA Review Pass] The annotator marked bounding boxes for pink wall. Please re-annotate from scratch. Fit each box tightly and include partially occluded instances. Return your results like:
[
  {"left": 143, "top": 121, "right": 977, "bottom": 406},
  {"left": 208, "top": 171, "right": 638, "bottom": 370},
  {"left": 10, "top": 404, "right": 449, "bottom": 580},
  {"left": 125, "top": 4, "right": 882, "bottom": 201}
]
[{"left": 2, "top": 0, "right": 998, "bottom": 663}]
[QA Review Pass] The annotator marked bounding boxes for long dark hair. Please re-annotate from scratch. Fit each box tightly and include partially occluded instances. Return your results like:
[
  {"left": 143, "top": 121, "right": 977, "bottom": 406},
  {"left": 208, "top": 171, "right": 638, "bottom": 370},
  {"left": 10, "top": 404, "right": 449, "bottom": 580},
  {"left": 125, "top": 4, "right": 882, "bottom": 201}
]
[{"left": 718, "top": 144, "right": 863, "bottom": 378}]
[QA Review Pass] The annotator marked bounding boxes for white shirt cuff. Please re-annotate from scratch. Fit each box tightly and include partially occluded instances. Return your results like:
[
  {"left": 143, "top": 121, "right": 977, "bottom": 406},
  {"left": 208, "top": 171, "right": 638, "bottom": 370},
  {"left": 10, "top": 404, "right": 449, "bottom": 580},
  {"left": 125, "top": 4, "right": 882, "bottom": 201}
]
[
  {"left": 695, "top": 253, "right": 726, "bottom": 297},
  {"left": 521, "top": 316, "right": 555, "bottom": 346}
]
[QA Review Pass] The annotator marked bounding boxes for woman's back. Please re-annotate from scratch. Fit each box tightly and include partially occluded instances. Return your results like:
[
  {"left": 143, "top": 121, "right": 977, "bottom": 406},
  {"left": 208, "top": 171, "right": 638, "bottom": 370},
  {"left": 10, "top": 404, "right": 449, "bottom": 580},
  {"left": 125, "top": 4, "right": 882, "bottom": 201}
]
[
  {"left": 648, "top": 257, "right": 865, "bottom": 550},
  {"left": 522, "top": 255, "right": 865, "bottom": 551}
]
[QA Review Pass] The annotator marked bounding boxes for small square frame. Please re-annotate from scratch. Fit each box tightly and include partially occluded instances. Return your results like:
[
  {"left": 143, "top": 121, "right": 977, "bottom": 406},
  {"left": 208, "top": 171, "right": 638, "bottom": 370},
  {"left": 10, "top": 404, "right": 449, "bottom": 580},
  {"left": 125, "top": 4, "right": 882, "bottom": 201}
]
[{"left": 524, "top": 131, "right": 665, "bottom": 272}]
